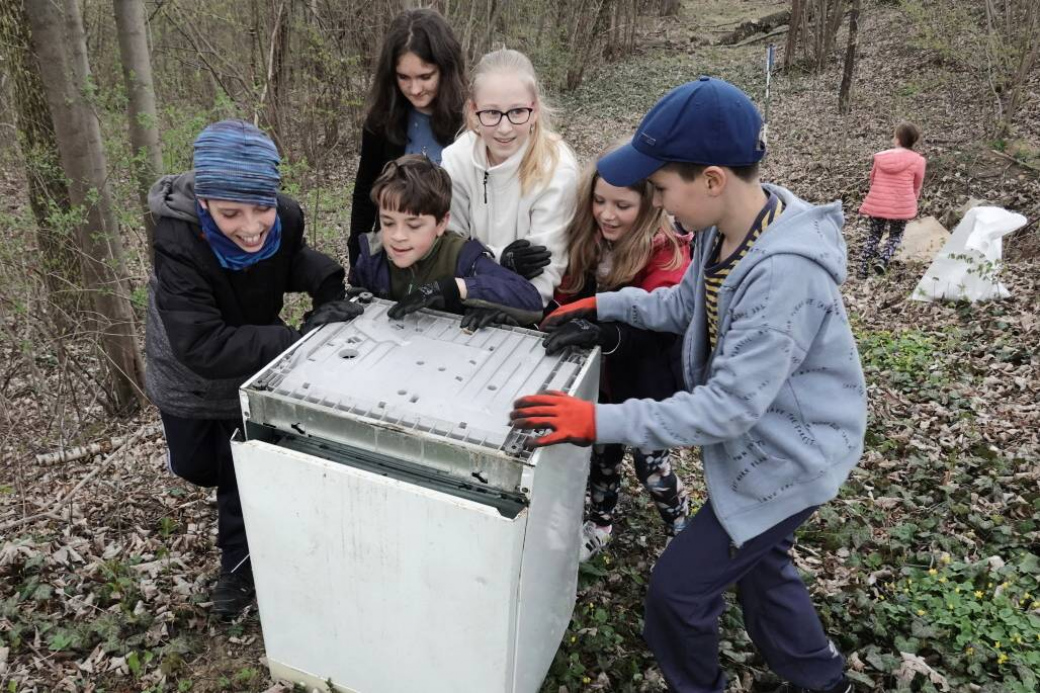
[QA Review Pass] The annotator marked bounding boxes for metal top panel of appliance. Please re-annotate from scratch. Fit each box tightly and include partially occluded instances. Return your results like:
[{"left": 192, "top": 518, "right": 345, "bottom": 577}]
[{"left": 245, "top": 299, "right": 583, "bottom": 457}]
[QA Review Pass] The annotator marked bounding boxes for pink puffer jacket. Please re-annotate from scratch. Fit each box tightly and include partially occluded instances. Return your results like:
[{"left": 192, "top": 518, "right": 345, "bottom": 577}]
[{"left": 859, "top": 148, "right": 926, "bottom": 220}]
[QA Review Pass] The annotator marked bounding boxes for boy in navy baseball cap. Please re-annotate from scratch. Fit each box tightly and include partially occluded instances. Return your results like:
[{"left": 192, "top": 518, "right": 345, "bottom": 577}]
[{"left": 511, "top": 78, "right": 865, "bottom": 693}]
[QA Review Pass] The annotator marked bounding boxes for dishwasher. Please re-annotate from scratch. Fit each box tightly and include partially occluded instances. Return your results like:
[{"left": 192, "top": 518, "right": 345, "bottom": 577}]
[{"left": 231, "top": 298, "right": 600, "bottom": 692}]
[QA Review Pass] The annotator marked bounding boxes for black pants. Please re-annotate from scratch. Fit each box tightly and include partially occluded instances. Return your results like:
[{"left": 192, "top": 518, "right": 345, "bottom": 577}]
[
  {"left": 859, "top": 216, "right": 908, "bottom": 276},
  {"left": 160, "top": 412, "right": 248, "bottom": 573}
]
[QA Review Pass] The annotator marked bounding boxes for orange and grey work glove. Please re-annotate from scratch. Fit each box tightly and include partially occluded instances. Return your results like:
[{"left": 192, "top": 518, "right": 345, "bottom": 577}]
[
  {"left": 509, "top": 390, "right": 596, "bottom": 448},
  {"left": 540, "top": 296, "right": 597, "bottom": 331}
]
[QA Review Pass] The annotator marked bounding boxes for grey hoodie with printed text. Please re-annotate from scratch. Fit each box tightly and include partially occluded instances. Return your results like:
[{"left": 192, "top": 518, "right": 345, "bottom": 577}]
[{"left": 595, "top": 184, "right": 867, "bottom": 546}]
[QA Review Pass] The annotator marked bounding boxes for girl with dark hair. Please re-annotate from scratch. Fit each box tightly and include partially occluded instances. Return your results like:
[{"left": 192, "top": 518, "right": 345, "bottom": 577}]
[{"left": 348, "top": 8, "right": 466, "bottom": 274}]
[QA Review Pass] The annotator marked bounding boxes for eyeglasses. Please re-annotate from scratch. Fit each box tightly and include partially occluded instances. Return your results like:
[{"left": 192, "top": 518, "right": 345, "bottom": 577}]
[{"left": 475, "top": 107, "right": 534, "bottom": 127}]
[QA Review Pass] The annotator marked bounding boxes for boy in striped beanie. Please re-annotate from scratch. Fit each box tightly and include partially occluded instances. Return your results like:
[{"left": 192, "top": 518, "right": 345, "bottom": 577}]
[{"left": 146, "top": 119, "right": 357, "bottom": 618}]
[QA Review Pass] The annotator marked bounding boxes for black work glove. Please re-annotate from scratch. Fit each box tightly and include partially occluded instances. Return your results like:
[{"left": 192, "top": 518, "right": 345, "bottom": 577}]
[
  {"left": 459, "top": 307, "right": 521, "bottom": 331},
  {"left": 542, "top": 319, "right": 620, "bottom": 356},
  {"left": 539, "top": 296, "right": 597, "bottom": 331},
  {"left": 500, "top": 239, "right": 552, "bottom": 280},
  {"left": 387, "top": 278, "right": 462, "bottom": 320},
  {"left": 301, "top": 299, "right": 364, "bottom": 335}
]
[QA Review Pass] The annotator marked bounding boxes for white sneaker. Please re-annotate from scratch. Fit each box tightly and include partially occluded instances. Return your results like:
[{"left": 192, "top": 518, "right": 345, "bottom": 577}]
[
  {"left": 578, "top": 521, "right": 612, "bottom": 562},
  {"left": 666, "top": 516, "right": 689, "bottom": 541}
]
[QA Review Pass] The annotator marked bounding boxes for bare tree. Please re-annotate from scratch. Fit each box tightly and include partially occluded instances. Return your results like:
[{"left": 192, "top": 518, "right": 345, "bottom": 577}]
[
  {"left": 254, "top": 0, "right": 292, "bottom": 149},
  {"left": 784, "top": 0, "right": 805, "bottom": 69},
  {"left": 983, "top": 0, "right": 1040, "bottom": 135},
  {"left": 565, "top": 0, "right": 611, "bottom": 90},
  {"left": 606, "top": 0, "right": 639, "bottom": 60},
  {"left": 657, "top": 0, "right": 681, "bottom": 17},
  {"left": 0, "top": 0, "right": 82, "bottom": 323},
  {"left": 25, "top": 0, "right": 146, "bottom": 414},
  {"left": 784, "top": 0, "right": 846, "bottom": 72},
  {"left": 838, "top": 0, "right": 861, "bottom": 115},
  {"left": 113, "top": 0, "right": 164, "bottom": 261}
]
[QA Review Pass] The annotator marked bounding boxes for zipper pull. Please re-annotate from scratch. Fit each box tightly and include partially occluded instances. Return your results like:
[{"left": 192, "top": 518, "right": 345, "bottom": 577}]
[{"left": 483, "top": 170, "right": 489, "bottom": 204}]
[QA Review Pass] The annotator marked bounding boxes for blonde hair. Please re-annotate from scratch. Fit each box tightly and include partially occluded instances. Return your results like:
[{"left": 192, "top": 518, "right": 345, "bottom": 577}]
[
  {"left": 560, "top": 152, "right": 683, "bottom": 295},
  {"left": 468, "top": 48, "right": 565, "bottom": 196}
]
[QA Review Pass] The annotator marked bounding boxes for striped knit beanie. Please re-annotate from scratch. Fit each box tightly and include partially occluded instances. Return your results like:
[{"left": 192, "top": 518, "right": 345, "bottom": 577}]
[{"left": 193, "top": 120, "right": 280, "bottom": 206}]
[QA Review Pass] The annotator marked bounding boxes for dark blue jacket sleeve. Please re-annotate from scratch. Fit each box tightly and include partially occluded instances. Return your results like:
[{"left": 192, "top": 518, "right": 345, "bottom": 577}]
[{"left": 458, "top": 245, "right": 543, "bottom": 313}]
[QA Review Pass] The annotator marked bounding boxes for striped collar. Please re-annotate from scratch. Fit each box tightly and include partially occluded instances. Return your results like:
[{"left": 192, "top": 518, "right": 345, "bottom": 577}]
[{"left": 706, "top": 190, "right": 782, "bottom": 270}]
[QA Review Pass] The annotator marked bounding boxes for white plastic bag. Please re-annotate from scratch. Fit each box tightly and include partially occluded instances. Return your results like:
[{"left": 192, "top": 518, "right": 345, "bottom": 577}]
[{"left": 911, "top": 206, "right": 1026, "bottom": 302}]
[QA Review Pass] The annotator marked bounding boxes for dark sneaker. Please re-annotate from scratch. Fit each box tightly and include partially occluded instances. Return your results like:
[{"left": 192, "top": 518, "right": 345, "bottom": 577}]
[
  {"left": 211, "top": 568, "right": 255, "bottom": 619},
  {"left": 771, "top": 677, "right": 852, "bottom": 693}
]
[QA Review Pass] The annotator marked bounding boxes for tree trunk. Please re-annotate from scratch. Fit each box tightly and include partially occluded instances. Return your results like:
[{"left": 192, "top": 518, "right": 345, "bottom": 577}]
[
  {"left": 822, "top": 0, "right": 846, "bottom": 65},
  {"left": 812, "top": 0, "right": 824, "bottom": 69},
  {"left": 565, "top": 0, "right": 610, "bottom": 90},
  {"left": 254, "top": 0, "right": 289, "bottom": 152},
  {"left": 658, "top": 0, "right": 681, "bottom": 17},
  {"left": 784, "top": 0, "right": 804, "bottom": 69},
  {"left": 838, "top": 0, "right": 861, "bottom": 114},
  {"left": 268, "top": 0, "right": 291, "bottom": 150},
  {"left": 25, "top": 0, "right": 146, "bottom": 414},
  {"left": 718, "top": 9, "right": 791, "bottom": 46},
  {"left": 113, "top": 0, "right": 164, "bottom": 263},
  {"left": 0, "top": 0, "right": 82, "bottom": 324},
  {"left": 998, "top": 0, "right": 1040, "bottom": 133}
]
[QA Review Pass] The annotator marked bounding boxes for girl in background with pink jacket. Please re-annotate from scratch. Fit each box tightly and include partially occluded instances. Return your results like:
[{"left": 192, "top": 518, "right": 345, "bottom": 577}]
[{"left": 858, "top": 121, "right": 926, "bottom": 277}]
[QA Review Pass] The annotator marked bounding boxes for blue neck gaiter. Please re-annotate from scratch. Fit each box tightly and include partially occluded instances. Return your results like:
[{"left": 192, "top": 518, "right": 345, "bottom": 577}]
[{"left": 197, "top": 201, "right": 282, "bottom": 271}]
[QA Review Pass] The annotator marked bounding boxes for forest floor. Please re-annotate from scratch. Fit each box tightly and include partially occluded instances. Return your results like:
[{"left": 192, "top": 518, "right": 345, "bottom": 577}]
[{"left": 2, "top": 0, "right": 1039, "bottom": 692}]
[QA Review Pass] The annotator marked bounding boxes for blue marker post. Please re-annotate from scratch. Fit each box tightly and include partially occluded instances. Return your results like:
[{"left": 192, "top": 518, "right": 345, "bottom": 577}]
[{"left": 763, "top": 44, "right": 775, "bottom": 146}]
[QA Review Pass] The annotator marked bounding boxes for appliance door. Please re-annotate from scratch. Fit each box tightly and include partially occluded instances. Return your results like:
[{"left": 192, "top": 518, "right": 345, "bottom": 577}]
[{"left": 233, "top": 438, "right": 527, "bottom": 693}]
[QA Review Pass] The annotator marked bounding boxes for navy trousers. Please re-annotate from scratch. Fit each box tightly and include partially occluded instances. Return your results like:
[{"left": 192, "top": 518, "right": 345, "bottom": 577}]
[
  {"left": 160, "top": 412, "right": 249, "bottom": 573},
  {"left": 643, "top": 500, "right": 844, "bottom": 692}
]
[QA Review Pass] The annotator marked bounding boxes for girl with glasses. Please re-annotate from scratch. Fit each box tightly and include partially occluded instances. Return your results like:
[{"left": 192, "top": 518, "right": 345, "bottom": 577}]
[
  {"left": 348, "top": 9, "right": 466, "bottom": 277},
  {"left": 440, "top": 49, "right": 579, "bottom": 309}
]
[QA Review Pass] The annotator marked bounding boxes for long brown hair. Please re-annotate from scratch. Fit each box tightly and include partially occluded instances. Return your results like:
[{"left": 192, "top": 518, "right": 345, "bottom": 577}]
[
  {"left": 560, "top": 156, "right": 682, "bottom": 294},
  {"left": 365, "top": 9, "right": 466, "bottom": 146},
  {"left": 466, "top": 49, "right": 568, "bottom": 196}
]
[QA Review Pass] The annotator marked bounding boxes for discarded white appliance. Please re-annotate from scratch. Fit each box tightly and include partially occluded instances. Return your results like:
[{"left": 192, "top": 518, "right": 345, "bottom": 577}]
[
  {"left": 232, "top": 299, "right": 599, "bottom": 693},
  {"left": 911, "top": 206, "right": 1027, "bottom": 302}
]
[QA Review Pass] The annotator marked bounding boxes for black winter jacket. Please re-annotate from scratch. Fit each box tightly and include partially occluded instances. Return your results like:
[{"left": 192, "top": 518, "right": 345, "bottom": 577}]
[
  {"left": 348, "top": 126, "right": 405, "bottom": 274},
  {"left": 563, "top": 278, "right": 683, "bottom": 405},
  {"left": 145, "top": 172, "right": 345, "bottom": 418}
]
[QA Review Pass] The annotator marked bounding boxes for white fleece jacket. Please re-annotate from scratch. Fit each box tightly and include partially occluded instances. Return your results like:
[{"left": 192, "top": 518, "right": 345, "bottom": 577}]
[{"left": 441, "top": 130, "right": 579, "bottom": 305}]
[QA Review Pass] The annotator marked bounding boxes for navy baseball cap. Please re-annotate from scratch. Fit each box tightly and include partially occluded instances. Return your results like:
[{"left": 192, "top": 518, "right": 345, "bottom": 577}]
[{"left": 598, "top": 76, "right": 766, "bottom": 187}]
